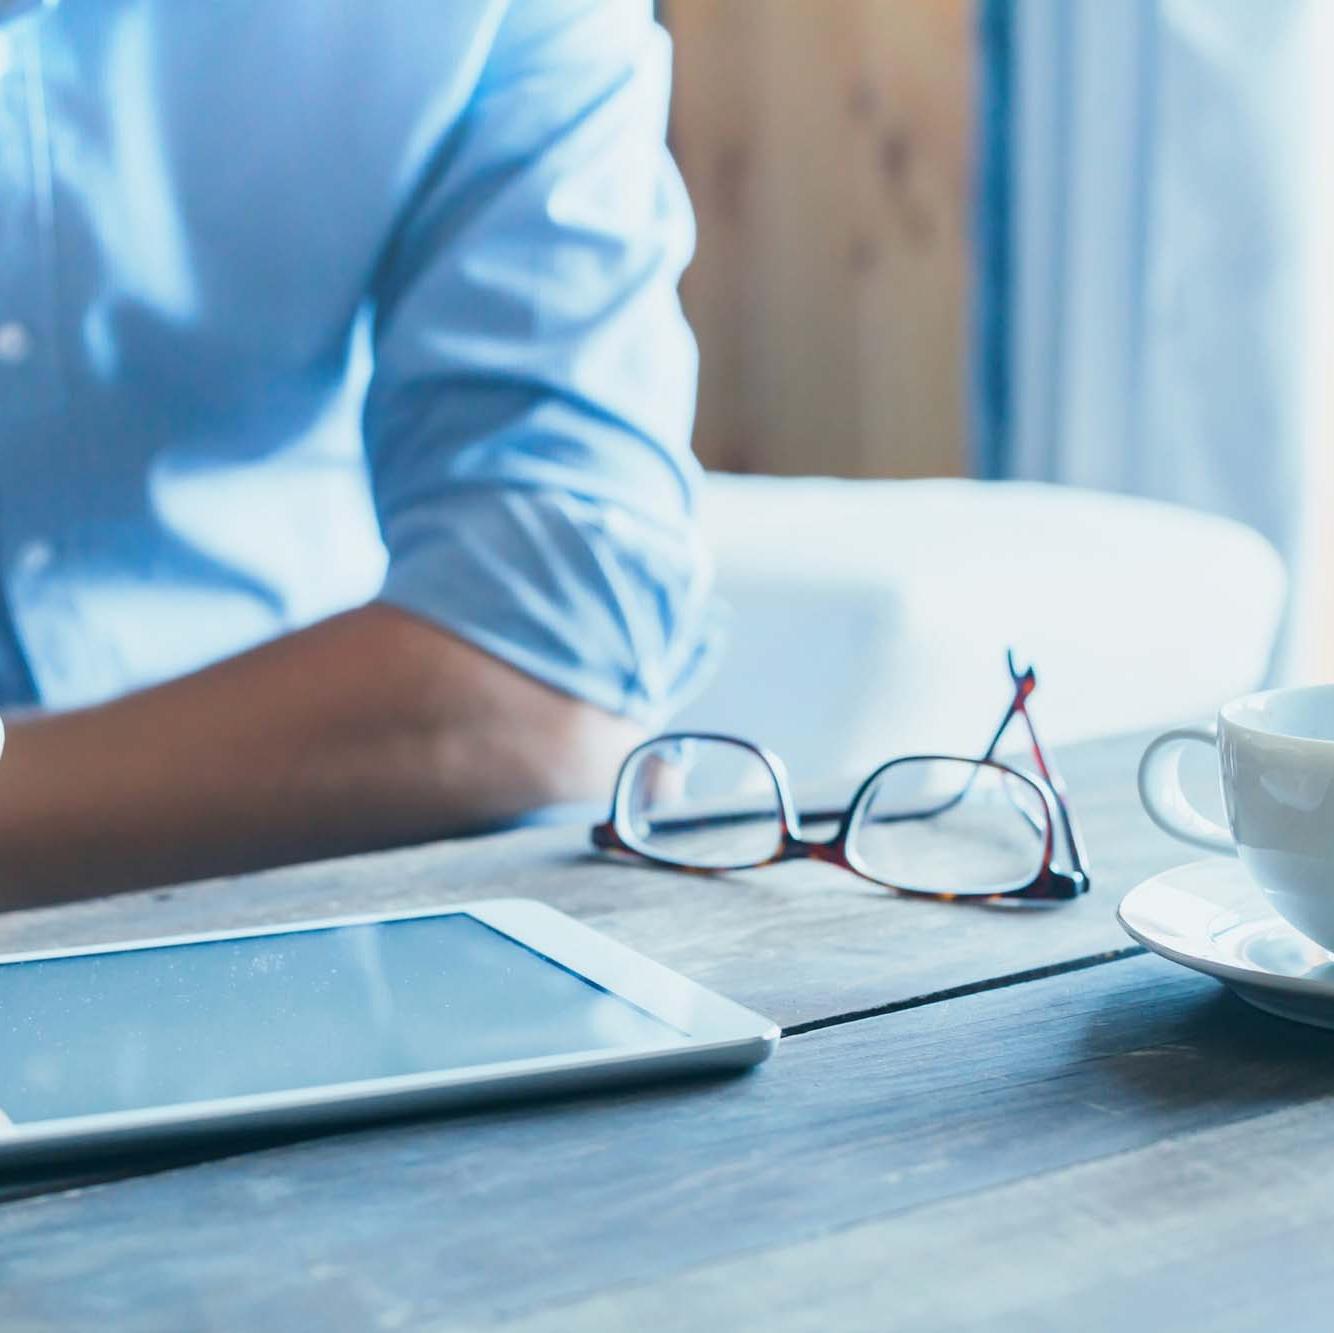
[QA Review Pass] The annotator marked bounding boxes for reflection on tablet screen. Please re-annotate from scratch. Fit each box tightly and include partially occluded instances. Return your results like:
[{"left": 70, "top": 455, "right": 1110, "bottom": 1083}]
[{"left": 0, "top": 914, "right": 685, "bottom": 1125}]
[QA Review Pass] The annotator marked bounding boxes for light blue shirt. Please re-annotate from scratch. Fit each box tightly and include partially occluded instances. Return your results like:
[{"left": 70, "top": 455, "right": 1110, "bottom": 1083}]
[{"left": 0, "top": 0, "right": 714, "bottom": 721}]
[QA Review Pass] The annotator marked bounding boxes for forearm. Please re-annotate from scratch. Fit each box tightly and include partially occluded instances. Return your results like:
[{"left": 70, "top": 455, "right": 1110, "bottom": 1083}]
[{"left": 0, "top": 604, "right": 641, "bottom": 909}]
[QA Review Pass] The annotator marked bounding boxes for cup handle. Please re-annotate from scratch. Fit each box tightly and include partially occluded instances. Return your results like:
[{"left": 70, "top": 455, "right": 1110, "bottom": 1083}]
[{"left": 1137, "top": 726, "right": 1235, "bottom": 854}]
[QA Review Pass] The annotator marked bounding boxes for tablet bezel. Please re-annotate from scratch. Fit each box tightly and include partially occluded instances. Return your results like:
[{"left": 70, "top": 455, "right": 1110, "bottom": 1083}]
[{"left": 0, "top": 898, "right": 780, "bottom": 1169}]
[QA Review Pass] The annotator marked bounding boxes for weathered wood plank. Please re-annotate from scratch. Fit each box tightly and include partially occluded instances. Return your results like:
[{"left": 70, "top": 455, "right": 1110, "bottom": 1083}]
[
  {"left": 0, "top": 730, "right": 1188, "bottom": 1029},
  {"left": 503, "top": 1089, "right": 1334, "bottom": 1333},
  {"left": 2, "top": 954, "right": 1330, "bottom": 1330}
]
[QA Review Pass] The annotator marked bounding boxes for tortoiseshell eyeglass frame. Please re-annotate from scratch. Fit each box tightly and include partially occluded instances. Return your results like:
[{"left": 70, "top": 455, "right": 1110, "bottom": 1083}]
[{"left": 591, "top": 653, "right": 1090, "bottom": 904}]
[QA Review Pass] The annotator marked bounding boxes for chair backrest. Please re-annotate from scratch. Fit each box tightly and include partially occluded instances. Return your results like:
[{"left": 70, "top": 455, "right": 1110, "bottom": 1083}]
[{"left": 671, "top": 475, "right": 1284, "bottom": 790}]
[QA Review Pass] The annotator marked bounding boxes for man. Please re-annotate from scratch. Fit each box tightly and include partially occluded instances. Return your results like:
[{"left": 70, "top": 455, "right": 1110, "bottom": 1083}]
[{"left": 0, "top": 0, "right": 712, "bottom": 905}]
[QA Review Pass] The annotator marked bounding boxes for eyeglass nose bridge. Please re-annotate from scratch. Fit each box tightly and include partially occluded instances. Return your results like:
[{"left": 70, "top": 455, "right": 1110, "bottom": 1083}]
[
  {"left": 773, "top": 816, "right": 853, "bottom": 866},
  {"left": 783, "top": 836, "right": 848, "bottom": 865}
]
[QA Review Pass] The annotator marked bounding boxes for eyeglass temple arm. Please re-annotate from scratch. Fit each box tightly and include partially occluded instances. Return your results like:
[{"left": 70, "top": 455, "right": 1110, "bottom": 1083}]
[
  {"left": 803, "top": 660, "right": 1050, "bottom": 833},
  {"left": 987, "top": 652, "right": 1089, "bottom": 879},
  {"left": 804, "top": 656, "right": 1071, "bottom": 834},
  {"left": 596, "top": 804, "right": 806, "bottom": 844}
]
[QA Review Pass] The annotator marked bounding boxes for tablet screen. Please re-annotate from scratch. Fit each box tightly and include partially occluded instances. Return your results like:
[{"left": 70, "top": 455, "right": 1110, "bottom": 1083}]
[{"left": 0, "top": 913, "right": 686, "bottom": 1126}]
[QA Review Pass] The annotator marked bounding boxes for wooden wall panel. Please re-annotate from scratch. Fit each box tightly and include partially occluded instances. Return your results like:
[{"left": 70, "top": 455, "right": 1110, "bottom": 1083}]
[{"left": 665, "top": 0, "right": 974, "bottom": 479}]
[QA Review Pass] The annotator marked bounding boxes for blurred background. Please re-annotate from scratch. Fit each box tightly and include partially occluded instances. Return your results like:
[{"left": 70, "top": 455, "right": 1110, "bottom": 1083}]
[{"left": 658, "top": 0, "right": 1331, "bottom": 683}]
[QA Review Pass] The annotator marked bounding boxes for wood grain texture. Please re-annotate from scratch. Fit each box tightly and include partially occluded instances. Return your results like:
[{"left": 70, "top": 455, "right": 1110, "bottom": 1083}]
[
  {"left": 666, "top": 0, "right": 972, "bottom": 479},
  {"left": 4, "top": 954, "right": 1332, "bottom": 1330},
  {"left": 501, "top": 1098, "right": 1334, "bottom": 1333},
  {"left": 0, "top": 730, "right": 1190, "bottom": 1030}
]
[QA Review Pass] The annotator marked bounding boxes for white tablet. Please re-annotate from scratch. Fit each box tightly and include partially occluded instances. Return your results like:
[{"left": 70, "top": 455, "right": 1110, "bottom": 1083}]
[{"left": 0, "top": 899, "right": 779, "bottom": 1170}]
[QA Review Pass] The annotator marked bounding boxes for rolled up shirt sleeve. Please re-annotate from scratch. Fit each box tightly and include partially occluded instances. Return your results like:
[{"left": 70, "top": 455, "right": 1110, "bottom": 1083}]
[{"left": 362, "top": 0, "right": 717, "bottom": 724}]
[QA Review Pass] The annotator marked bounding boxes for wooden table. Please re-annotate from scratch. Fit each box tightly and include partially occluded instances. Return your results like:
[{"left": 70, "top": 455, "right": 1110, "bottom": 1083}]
[{"left": 2, "top": 728, "right": 1330, "bottom": 1332}]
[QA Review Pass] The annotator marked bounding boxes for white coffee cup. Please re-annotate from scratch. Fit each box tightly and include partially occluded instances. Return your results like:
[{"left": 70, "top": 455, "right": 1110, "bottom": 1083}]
[{"left": 1139, "top": 685, "right": 1334, "bottom": 950}]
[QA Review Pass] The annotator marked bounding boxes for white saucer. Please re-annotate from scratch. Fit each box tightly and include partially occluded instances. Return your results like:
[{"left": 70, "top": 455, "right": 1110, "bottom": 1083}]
[{"left": 1117, "top": 858, "right": 1334, "bottom": 1029}]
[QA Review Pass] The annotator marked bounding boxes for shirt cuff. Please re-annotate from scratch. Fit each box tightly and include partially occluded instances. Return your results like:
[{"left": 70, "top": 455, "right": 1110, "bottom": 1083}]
[{"left": 376, "top": 484, "right": 719, "bottom": 727}]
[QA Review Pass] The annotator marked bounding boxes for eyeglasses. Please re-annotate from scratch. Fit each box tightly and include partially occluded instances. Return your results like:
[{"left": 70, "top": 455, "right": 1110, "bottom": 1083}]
[{"left": 592, "top": 653, "right": 1090, "bottom": 903}]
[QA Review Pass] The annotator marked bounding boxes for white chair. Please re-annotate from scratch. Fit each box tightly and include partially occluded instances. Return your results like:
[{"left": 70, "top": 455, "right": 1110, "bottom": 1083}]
[{"left": 672, "top": 475, "right": 1285, "bottom": 787}]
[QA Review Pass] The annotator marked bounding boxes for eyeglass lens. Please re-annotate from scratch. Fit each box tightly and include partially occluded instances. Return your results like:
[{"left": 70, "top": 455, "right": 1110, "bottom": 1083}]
[
  {"left": 619, "top": 737, "right": 784, "bottom": 870},
  {"left": 849, "top": 758, "right": 1049, "bottom": 894}
]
